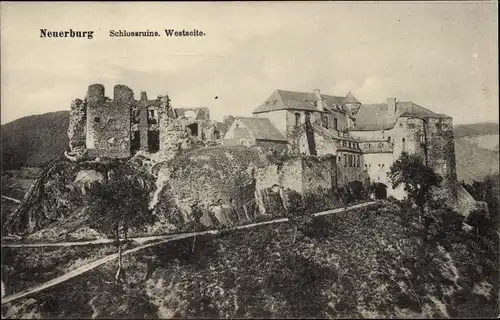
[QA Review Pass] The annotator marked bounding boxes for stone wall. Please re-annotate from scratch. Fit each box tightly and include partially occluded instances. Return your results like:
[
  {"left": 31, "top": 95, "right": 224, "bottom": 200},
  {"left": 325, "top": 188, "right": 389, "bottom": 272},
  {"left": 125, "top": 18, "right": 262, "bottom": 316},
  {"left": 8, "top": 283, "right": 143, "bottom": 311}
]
[
  {"left": 86, "top": 84, "right": 132, "bottom": 159},
  {"left": 255, "top": 140, "right": 289, "bottom": 154},
  {"left": 67, "top": 98, "right": 87, "bottom": 153},
  {"left": 424, "top": 117, "right": 457, "bottom": 190}
]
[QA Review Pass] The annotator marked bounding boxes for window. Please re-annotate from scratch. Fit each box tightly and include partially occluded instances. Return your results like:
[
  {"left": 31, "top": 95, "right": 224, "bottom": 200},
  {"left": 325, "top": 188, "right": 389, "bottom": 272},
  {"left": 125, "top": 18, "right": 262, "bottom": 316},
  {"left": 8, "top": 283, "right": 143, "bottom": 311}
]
[
  {"left": 402, "top": 137, "right": 406, "bottom": 151},
  {"left": 94, "top": 117, "right": 101, "bottom": 123},
  {"left": 132, "top": 110, "right": 140, "bottom": 124},
  {"left": 382, "top": 164, "right": 385, "bottom": 170},
  {"left": 338, "top": 156, "right": 341, "bottom": 162},
  {"left": 349, "top": 155, "right": 353, "bottom": 167},
  {"left": 147, "top": 108, "right": 158, "bottom": 124},
  {"left": 214, "top": 130, "right": 221, "bottom": 140},
  {"left": 295, "top": 113, "right": 301, "bottom": 126},
  {"left": 367, "top": 143, "right": 371, "bottom": 149},
  {"left": 387, "top": 136, "right": 391, "bottom": 142},
  {"left": 344, "top": 154, "right": 347, "bottom": 167},
  {"left": 357, "top": 155, "right": 360, "bottom": 167},
  {"left": 364, "top": 164, "right": 368, "bottom": 171},
  {"left": 323, "top": 116, "right": 329, "bottom": 128},
  {"left": 399, "top": 122, "right": 404, "bottom": 127},
  {"left": 334, "top": 118, "right": 338, "bottom": 130}
]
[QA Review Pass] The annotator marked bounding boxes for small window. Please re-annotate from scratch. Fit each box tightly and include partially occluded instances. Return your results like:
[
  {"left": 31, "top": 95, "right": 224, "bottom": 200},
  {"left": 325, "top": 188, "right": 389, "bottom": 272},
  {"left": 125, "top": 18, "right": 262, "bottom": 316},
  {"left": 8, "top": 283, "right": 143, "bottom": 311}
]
[
  {"left": 94, "top": 117, "right": 101, "bottom": 123},
  {"left": 334, "top": 118, "right": 338, "bottom": 130},
  {"left": 338, "top": 156, "right": 341, "bottom": 162},
  {"left": 399, "top": 122, "right": 403, "bottom": 127},
  {"left": 382, "top": 164, "right": 385, "bottom": 170},
  {"left": 323, "top": 116, "right": 329, "bottom": 128},
  {"left": 364, "top": 164, "right": 368, "bottom": 171},
  {"left": 295, "top": 113, "right": 301, "bottom": 126},
  {"left": 344, "top": 154, "right": 347, "bottom": 167},
  {"left": 357, "top": 155, "right": 360, "bottom": 167},
  {"left": 387, "top": 136, "right": 391, "bottom": 142}
]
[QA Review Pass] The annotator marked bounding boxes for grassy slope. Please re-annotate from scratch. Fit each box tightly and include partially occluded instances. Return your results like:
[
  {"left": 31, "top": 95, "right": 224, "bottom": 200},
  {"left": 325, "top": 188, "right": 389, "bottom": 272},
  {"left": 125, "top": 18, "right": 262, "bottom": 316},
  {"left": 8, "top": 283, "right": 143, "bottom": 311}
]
[
  {"left": 1, "top": 111, "right": 69, "bottom": 169},
  {"left": 2, "top": 201, "right": 498, "bottom": 319}
]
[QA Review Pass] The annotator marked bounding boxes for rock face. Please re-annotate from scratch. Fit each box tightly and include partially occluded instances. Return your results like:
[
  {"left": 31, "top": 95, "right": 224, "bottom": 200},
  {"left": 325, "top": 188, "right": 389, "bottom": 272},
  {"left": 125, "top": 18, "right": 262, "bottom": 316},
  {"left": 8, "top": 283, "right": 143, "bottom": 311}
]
[
  {"left": 4, "top": 156, "right": 83, "bottom": 235},
  {"left": 153, "top": 146, "right": 270, "bottom": 228}
]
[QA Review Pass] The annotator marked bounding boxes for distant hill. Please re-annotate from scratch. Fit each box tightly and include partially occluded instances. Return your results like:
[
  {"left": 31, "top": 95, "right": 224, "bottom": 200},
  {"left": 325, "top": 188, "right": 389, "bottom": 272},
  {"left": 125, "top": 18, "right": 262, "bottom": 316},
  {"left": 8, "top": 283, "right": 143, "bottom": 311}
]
[
  {"left": 454, "top": 122, "right": 499, "bottom": 138},
  {"left": 1, "top": 111, "right": 69, "bottom": 169},
  {"left": 452, "top": 122, "right": 499, "bottom": 183},
  {"left": 454, "top": 137, "right": 499, "bottom": 184}
]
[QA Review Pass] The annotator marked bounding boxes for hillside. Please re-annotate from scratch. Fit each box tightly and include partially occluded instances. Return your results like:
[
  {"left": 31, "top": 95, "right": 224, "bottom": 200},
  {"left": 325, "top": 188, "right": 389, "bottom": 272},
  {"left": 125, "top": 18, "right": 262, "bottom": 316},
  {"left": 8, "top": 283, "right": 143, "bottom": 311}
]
[
  {"left": 1, "top": 111, "right": 69, "bottom": 169},
  {"left": 454, "top": 122, "right": 499, "bottom": 138},
  {"left": 2, "top": 200, "right": 498, "bottom": 319}
]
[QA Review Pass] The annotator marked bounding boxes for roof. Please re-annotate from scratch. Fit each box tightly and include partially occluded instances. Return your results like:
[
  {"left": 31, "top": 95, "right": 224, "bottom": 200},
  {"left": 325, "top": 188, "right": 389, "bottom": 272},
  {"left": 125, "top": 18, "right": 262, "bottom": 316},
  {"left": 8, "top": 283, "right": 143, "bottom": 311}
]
[
  {"left": 253, "top": 89, "right": 358, "bottom": 114},
  {"left": 345, "top": 91, "right": 360, "bottom": 104},
  {"left": 236, "top": 117, "right": 287, "bottom": 142},
  {"left": 353, "top": 101, "right": 449, "bottom": 131}
]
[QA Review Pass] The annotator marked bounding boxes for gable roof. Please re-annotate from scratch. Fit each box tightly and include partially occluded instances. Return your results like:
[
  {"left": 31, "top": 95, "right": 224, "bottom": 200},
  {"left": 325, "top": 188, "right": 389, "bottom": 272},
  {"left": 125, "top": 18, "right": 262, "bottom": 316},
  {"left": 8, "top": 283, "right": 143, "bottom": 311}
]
[
  {"left": 253, "top": 89, "right": 356, "bottom": 114},
  {"left": 236, "top": 117, "right": 287, "bottom": 142},
  {"left": 353, "top": 101, "right": 449, "bottom": 131},
  {"left": 345, "top": 91, "right": 360, "bottom": 104}
]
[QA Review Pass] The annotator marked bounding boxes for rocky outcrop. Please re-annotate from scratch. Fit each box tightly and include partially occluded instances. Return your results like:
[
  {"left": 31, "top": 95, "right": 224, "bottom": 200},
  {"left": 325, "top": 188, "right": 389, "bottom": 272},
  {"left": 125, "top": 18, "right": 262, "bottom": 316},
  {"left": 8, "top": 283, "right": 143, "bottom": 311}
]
[
  {"left": 153, "top": 146, "right": 270, "bottom": 228},
  {"left": 4, "top": 156, "right": 83, "bottom": 235}
]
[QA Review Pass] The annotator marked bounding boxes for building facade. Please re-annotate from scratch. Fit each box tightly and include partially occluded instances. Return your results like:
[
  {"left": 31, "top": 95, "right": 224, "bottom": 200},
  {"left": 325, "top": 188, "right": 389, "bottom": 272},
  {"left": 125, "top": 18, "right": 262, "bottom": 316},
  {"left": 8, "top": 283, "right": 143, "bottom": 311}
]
[{"left": 252, "top": 89, "right": 457, "bottom": 199}]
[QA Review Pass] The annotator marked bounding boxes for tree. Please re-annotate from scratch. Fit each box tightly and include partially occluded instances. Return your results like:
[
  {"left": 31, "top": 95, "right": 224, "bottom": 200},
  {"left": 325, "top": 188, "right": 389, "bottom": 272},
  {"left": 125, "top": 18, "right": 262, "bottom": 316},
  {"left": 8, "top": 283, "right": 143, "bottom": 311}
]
[
  {"left": 467, "top": 208, "right": 491, "bottom": 236},
  {"left": 388, "top": 152, "right": 443, "bottom": 219},
  {"left": 86, "top": 163, "right": 155, "bottom": 282}
]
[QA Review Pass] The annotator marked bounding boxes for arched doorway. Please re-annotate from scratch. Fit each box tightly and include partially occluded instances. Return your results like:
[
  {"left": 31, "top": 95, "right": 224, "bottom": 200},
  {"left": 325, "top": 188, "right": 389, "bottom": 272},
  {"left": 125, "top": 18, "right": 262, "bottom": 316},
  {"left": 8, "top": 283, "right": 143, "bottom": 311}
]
[
  {"left": 374, "top": 183, "right": 388, "bottom": 199},
  {"left": 187, "top": 123, "right": 198, "bottom": 137}
]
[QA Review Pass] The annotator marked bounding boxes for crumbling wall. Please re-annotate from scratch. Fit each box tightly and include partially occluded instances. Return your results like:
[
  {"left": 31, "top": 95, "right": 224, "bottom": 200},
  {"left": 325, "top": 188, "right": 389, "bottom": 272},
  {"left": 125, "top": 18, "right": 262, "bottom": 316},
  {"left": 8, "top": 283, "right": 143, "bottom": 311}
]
[
  {"left": 302, "top": 156, "right": 332, "bottom": 192},
  {"left": 67, "top": 99, "right": 87, "bottom": 154},
  {"left": 86, "top": 84, "right": 132, "bottom": 159}
]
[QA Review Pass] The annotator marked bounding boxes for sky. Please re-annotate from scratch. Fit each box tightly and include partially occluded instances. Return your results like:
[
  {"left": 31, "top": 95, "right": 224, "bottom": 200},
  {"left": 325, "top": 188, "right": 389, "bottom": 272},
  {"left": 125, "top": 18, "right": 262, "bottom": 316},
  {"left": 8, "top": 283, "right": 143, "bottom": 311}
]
[{"left": 1, "top": 1, "right": 498, "bottom": 125}]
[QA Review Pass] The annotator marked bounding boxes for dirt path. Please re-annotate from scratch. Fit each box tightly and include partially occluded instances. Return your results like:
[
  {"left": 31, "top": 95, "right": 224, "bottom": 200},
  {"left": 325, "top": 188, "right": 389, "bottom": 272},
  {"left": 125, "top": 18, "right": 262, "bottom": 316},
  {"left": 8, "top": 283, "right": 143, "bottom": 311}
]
[
  {"left": 1, "top": 195, "right": 21, "bottom": 204},
  {"left": 1, "top": 201, "right": 375, "bottom": 305},
  {"left": 1, "top": 234, "right": 183, "bottom": 248}
]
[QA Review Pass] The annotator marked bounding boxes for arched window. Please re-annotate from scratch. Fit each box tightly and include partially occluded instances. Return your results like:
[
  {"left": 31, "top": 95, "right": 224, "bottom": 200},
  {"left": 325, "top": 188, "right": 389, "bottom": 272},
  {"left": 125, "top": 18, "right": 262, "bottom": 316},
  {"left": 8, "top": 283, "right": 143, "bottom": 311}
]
[{"left": 323, "top": 116, "right": 329, "bottom": 128}]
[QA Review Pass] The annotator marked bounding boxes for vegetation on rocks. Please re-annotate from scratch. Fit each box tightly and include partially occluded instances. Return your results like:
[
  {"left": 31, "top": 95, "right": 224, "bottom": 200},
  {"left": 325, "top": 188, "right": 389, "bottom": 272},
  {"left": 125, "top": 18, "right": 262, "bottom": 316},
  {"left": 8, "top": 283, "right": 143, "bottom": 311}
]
[{"left": 3, "top": 196, "right": 498, "bottom": 319}]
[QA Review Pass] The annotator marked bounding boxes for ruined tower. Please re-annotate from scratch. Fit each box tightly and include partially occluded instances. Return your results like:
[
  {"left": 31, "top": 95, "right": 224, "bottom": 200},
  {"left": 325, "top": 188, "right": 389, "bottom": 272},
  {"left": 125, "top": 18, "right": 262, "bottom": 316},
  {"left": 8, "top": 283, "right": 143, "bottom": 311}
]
[{"left": 85, "top": 84, "right": 133, "bottom": 159}]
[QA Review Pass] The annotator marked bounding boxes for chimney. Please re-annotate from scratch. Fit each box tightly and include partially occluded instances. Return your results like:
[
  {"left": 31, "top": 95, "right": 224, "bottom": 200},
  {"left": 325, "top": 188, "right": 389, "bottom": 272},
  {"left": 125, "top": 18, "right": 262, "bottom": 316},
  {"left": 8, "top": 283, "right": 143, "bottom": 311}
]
[
  {"left": 140, "top": 91, "right": 148, "bottom": 101},
  {"left": 313, "top": 89, "right": 324, "bottom": 111},
  {"left": 387, "top": 98, "right": 396, "bottom": 115}
]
